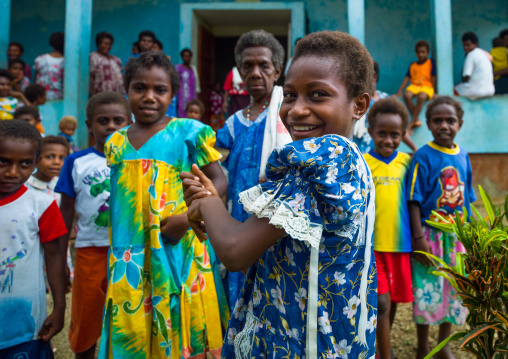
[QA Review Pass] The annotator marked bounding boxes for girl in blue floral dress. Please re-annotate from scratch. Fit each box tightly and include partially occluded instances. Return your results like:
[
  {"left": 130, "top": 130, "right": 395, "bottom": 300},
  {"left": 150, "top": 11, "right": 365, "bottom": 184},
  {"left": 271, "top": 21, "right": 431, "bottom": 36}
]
[{"left": 181, "top": 31, "right": 377, "bottom": 359}]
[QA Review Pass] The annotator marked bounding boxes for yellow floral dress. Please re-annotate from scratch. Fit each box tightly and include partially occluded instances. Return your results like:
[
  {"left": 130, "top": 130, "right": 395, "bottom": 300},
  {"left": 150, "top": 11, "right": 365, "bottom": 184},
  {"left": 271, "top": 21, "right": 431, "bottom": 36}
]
[{"left": 99, "top": 119, "right": 229, "bottom": 359}]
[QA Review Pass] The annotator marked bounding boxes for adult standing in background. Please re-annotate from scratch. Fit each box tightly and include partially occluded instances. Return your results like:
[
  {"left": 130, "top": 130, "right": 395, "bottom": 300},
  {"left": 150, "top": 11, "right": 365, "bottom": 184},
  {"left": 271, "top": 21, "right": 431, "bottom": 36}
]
[
  {"left": 124, "top": 30, "right": 155, "bottom": 64},
  {"left": 34, "top": 32, "right": 65, "bottom": 100},
  {"left": 222, "top": 66, "right": 249, "bottom": 118},
  {"left": 176, "top": 48, "right": 200, "bottom": 118},
  {"left": 455, "top": 32, "right": 495, "bottom": 100},
  {"left": 89, "top": 32, "right": 124, "bottom": 96},
  {"left": 7, "top": 42, "right": 32, "bottom": 80}
]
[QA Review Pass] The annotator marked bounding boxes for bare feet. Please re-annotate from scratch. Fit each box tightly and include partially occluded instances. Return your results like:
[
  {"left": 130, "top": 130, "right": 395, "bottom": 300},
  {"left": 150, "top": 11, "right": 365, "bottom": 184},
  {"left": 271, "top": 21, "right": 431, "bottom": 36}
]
[
  {"left": 407, "top": 119, "right": 422, "bottom": 135},
  {"left": 435, "top": 345, "right": 456, "bottom": 359},
  {"left": 416, "top": 345, "right": 430, "bottom": 359}
]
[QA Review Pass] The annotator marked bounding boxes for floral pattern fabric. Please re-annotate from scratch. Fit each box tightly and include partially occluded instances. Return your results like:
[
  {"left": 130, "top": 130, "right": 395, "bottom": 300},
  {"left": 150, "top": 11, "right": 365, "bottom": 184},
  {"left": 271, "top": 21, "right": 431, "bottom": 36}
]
[
  {"left": 89, "top": 51, "right": 125, "bottom": 95},
  {"left": 99, "top": 119, "right": 229, "bottom": 359},
  {"left": 221, "top": 135, "right": 377, "bottom": 359},
  {"left": 412, "top": 226, "right": 467, "bottom": 325},
  {"left": 34, "top": 54, "right": 64, "bottom": 100}
]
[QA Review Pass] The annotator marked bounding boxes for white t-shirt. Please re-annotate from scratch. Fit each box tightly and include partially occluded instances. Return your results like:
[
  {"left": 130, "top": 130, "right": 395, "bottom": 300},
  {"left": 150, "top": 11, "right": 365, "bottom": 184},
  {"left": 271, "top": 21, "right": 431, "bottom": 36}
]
[
  {"left": 55, "top": 147, "right": 110, "bottom": 247},
  {"left": 0, "top": 186, "right": 67, "bottom": 349},
  {"left": 455, "top": 47, "right": 495, "bottom": 99}
]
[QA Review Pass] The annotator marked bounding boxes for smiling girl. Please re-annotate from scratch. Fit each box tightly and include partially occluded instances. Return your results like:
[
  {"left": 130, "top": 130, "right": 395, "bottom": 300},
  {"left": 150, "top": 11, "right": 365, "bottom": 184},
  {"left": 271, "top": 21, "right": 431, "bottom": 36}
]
[
  {"left": 99, "top": 52, "right": 229, "bottom": 359},
  {"left": 181, "top": 31, "right": 378, "bottom": 359}
]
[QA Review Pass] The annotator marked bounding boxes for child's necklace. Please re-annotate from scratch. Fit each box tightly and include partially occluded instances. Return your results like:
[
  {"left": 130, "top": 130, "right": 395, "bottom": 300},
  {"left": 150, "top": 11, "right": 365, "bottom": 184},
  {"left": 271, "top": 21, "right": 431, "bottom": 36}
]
[{"left": 246, "top": 101, "right": 269, "bottom": 122}]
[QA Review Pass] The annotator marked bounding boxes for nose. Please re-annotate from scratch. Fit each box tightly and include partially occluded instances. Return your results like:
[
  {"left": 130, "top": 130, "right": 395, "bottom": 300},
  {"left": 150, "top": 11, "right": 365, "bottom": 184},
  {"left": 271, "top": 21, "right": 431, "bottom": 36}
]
[
  {"left": 251, "top": 64, "right": 262, "bottom": 78},
  {"left": 5, "top": 164, "right": 19, "bottom": 178},
  {"left": 287, "top": 97, "right": 309, "bottom": 120},
  {"left": 144, "top": 88, "right": 156, "bottom": 102}
]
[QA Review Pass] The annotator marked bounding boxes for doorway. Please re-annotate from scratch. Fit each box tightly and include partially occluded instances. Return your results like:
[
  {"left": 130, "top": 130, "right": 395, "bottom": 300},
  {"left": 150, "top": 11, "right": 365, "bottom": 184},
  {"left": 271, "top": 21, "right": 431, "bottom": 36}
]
[{"left": 180, "top": 2, "right": 305, "bottom": 124}]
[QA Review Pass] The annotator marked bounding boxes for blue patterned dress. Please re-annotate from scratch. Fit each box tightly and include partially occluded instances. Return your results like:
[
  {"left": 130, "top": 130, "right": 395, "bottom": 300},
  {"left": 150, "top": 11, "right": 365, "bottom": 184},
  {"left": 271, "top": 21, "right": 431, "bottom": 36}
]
[
  {"left": 216, "top": 109, "right": 267, "bottom": 311},
  {"left": 221, "top": 135, "right": 377, "bottom": 359}
]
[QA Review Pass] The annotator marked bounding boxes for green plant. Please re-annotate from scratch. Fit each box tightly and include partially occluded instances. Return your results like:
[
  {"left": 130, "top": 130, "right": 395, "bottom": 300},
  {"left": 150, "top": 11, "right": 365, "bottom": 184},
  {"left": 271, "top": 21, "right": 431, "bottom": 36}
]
[{"left": 421, "top": 186, "right": 508, "bottom": 359}]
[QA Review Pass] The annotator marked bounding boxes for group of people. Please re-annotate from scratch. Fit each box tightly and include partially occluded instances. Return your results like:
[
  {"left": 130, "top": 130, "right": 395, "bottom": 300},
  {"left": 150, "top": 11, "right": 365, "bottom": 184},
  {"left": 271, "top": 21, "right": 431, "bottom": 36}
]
[{"left": 0, "top": 27, "right": 481, "bottom": 359}]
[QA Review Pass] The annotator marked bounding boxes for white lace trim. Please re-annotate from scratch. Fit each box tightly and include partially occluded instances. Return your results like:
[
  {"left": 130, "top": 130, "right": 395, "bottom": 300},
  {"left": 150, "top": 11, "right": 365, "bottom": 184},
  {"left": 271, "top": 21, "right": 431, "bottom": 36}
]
[
  {"left": 239, "top": 186, "right": 323, "bottom": 249},
  {"left": 234, "top": 311, "right": 259, "bottom": 358}
]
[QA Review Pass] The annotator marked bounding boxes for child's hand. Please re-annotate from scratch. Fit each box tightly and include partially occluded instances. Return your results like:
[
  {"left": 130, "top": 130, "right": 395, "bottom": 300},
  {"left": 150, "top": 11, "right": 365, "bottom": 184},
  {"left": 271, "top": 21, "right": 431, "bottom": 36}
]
[
  {"left": 65, "top": 264, "right": 72, "bottom": 293},
  {"left": 187, "top": 198, "right": 209, "bottom": 242},
  {"left": 37, "top": 307, "right": 65, "bottom": 341},
  {"left": 180, "top": 164, "right": 219, "bottom": 208},
  {"left": 413, "top": 237, "right": 434, "bottom": 267}
]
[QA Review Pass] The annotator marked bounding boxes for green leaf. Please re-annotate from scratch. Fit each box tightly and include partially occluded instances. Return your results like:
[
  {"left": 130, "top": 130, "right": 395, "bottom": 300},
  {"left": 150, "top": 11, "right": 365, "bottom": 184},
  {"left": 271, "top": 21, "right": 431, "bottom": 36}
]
[
  {"left": 471, "top": 204, "right": 488, "bottom": 227},
  {"left": 425, "top": 220, "right": 454, "bottom": 233},
  {"left": 460, "top": 323, "right": 503, "bottom": 348},
  {"left": 423, "top": 331, "right": 466, "bottom": 359},
  {"left": 479, "top": 185, "right": 495, "bottom": 227}
]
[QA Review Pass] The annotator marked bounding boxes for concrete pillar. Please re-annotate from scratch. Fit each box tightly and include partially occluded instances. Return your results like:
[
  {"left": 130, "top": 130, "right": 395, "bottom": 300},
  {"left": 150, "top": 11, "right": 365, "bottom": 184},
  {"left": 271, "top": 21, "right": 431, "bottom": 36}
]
[
  {"left": 0, "top": 0, "right": 12, "bottom": 68},
  {"left": 64, "top": 0, "right": 92, "bottom": 148},
  {"left": 348, "top": 0, "right": 365, "bottom": 45},
  {"left": 431, "top": 0, "right": 454, "bottom": 95}
]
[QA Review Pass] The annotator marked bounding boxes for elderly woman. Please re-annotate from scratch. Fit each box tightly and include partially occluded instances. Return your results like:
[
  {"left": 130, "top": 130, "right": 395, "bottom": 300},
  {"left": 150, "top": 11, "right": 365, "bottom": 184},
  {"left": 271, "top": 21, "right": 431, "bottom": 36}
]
[
  {"left": 89, "top": 32, "right": 124, "bottom": 96},
  {"left": 216, "top": 30, "right": 285, "bottom": 311}
]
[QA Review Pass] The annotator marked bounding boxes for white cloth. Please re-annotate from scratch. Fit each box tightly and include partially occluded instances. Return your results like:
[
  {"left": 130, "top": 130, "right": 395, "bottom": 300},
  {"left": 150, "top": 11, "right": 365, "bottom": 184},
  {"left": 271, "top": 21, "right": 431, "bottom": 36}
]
[
  {"left": 455, "top": 48, "right": 495, "bottom": 100},
  {"left": 232, "top": 67, "right": 243, "bottom": 91},
  {"left": 258, "top": 86, "right": 292, "bottom": 179},
  {"left": 191, "top": 64, "right": 201, "bottom": 93}
]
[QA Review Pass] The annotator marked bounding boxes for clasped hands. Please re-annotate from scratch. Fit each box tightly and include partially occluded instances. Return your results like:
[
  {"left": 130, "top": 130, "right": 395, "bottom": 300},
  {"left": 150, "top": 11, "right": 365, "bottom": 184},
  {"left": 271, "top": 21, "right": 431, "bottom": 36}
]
[{"left": 180, "top": 164, "right": 220, "bottom": 242}]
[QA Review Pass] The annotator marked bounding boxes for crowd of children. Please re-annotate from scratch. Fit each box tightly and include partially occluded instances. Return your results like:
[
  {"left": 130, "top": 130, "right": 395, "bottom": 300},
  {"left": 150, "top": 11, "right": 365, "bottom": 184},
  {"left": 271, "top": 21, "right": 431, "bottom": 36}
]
[{"left": 0, "top": 28, "right": 482, "bottom": 359}]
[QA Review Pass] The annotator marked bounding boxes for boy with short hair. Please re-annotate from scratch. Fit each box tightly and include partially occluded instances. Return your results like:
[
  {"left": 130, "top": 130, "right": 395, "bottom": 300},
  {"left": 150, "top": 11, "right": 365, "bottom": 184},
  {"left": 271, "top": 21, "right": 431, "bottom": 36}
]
[
  {"left": 364, "top": 98, "right": 413, "bottom": 359},
  {"left": 55, "top": 92, "right": 131, "bottom": 359},
  {"left": 9, "top": 58, "right": 30, "bottom": 92},
  {"left": 0, "top": 69, "right": 29, "bottom": 120},
  {"left": 24, "top": 84, "right": 47, "bottom": 134},
  {"left": 0, "top": 120, "right": 67, "bottom": 358},
  {"left": 395, "top": 40, "right": 436, "bottom": 132},
  {"left": 14, "top": 106, "right": 40, "bottom": 128}
]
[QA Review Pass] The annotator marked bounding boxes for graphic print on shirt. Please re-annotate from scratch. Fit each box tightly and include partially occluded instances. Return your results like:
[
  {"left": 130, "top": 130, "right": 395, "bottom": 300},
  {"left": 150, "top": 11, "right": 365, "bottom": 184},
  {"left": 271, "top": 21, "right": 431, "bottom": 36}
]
[
  {"left": 0, "top": 248, "right": 28, "bottom": 293},
  {"left": 430, "top": 166, "right": 465, "bottom": 222},
  {"left": 84, "top": 169, "right": 110, "bottom": 229}
]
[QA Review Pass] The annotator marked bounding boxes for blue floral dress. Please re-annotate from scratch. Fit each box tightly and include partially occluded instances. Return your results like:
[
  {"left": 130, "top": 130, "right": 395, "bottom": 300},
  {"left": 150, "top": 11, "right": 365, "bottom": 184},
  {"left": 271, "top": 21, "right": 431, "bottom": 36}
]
[
  {"left": 216, "top": 109, "right": 267, "bottom": 311},
  {"left": 221, "top": 135, "right": 377, "bottom": 359}
]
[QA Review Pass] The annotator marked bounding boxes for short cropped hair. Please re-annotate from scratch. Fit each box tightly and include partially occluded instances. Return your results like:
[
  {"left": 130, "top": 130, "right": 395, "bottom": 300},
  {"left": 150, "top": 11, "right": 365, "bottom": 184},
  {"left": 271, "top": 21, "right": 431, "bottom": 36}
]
[
  {"left": 154, "top": 39, "right": 163, "bottom": 50},
  {"left": 14, "top": 106, "right": 40, "bottom": 121},
  {"left": 8, "top": 58, "right": 26, "bottom": 69},
  {"left": 0, "top": 69, "right": 13, "bottom": 81},
  {"left": 234, "top": 30, "right": 285, "bottom": 71},
  {"left": 180, "top": 48, "right": 192, "bottom": 57},
  {"left": 96, "top": 31, "right": 114, "bottom": 47},
  {"left": 124, "top": 51, "right": 180, "bottom": 96},
  {"left": 9, "top": 42, "right": 24, "bottom": 54},
  {"left": 425, "top": 95, "right": 464, "bottom": 122},
  {"left": 59, "top": 116, "right": 78, "bottom": 130},
  {"left": 138, "top": 30, "right": 156, "bottom": 42},
  {"left": 292, "top": 31, "right": 374, "bottom": 99},
  {"left": 42, "top": 135, "right": 70, "bottom": 154},
  {"left": 374, "top": 61, "right": 380, "bottom": 82},
  {"left": 0, "top": 119, "right": 42, "bottom": 158},
  {"left": 86, "top": 91, "right": 131, "bottom": 122},
  {"left": 24, "top": 84, "right": 46, "bottom": 102},
  {"left": 462, "top": 32, "right": 479, "bottom": 45},
  {"left": 49, "top": 32, "right": 65, "bottom": 54},
  {"left": 492, "top": 37, "right": 504, "bottom": 47},
  {"left": 415, "top": 40, "right": 430, "bottom": 52},
  {"left": 367, "top": 98, "right": 409, "bottom": 130},
  {"left": 185, "top": 99, "right": 205, "bottom": 115},
  {"left": 499, "top": 29, "right": 508, "bottom": 38}
]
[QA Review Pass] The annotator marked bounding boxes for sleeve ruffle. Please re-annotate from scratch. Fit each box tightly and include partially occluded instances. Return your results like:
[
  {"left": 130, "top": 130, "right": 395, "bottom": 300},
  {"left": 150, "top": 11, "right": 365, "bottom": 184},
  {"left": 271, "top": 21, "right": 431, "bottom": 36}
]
[
  {"left": 239, "top": 135, "right": 371, "bottom": 248},
  {"left": 185, "top": 120, "right": 222, "bottom": 168}
]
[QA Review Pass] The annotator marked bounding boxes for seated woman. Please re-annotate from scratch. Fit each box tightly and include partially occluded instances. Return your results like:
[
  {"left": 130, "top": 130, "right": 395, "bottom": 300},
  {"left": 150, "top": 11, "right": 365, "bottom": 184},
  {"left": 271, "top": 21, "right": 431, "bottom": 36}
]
[{"left": 216, "top": 30, "right": 287, "bottom": 312}]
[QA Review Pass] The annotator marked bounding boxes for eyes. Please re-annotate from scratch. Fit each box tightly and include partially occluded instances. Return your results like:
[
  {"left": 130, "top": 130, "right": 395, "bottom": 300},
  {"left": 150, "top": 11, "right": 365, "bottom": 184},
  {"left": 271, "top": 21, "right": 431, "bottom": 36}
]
[
  {"left": 283, "top": 90, "right": 328, "bottom": 101},
  {"left": 431, "top": 117, "right": 458, "bottom": 125},
  {"left": 375, "top": 131, "right": 401, "bottom": 139},
  {"left": 0, "top": 158, "right": 33, "bottom": 168},
  {"left": 96, "top": 117, "right": 129, "bottom": 125},
  {"left": 132, "top": 84, "right": 169, "bottom": 95}
]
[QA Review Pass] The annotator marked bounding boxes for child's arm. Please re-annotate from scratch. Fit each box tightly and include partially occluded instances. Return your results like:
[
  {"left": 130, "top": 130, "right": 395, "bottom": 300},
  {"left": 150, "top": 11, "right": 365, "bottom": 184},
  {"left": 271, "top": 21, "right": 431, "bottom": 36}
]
[
  {"left": 188, "top": 195, "right": 285, "bottom": 272},
  {"left": 395, "top": 76, "right": 410, "bottom": 96},
  {"left": 402, "top": 133, "right": 418, "bottom": 152},
  {"left": 408, "top": 201, "right": 433, "bottom": 266},
  {"left": 59, "top": 193, "right": 75, "bottom": 290},
  {"left": 11, "top": 90, "right": 30, "bottom": 105},
  {"left": 39, "top": 239, "right": 66, "bottom": 341}
]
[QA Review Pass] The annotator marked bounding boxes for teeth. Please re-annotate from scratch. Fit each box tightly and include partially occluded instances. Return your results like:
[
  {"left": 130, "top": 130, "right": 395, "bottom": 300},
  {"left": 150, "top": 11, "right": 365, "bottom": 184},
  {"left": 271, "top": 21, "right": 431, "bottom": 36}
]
[{"left": 293, "top": 126, "right": 317, "bottom": 131}]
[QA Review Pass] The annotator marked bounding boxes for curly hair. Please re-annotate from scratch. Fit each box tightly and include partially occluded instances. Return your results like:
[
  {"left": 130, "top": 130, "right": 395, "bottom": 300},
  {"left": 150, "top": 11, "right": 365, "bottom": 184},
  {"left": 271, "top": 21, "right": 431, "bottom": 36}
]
[
  {"left": 59, "top": 116, "right": 78, "bottom": 130},
  {"left": 9, "top": 42, "right": 24, "bottom": 54},
  {"left": 49, "top": 32, "right": 65, "bottom": 54},
  {"left": 415, "top": 40, "right": 430, "bottom": 52},
  {"left": 425, "top": 95, "right": 464, "bottom": 122},
  {"left": 86, "top": 91, "right": 131, "bottom": 122},
  {"left": 0, "top": 69, "right": 13, "bottom": 81},
  {"left": 462, "top": 32, "right": 479, "bottom": 44},
  {"left": 124, "top": 51, "right": 180, "bottom": 96},
  {"left": 42, "top": 135, "right": 70, "bottom": 154},
  {"left": 292, "top": 31, "right": 374, "bottom": 100},
  {"left": 96, "top": 31, "right": 114, "bottom": 47},
  {"left": 138, "top": 30, "right": 156, "bottom": 42},
  {"left": 8, "top": 58, "right": 26, "bottom": 69},
  {"left": 14, "top": 106, "right": 40, "bottom": 121},
  {"left": 24, "top": 84, "right": 46, "bottom": 102},
  {"left": 367, "top": 98, "right": 409, "bottom": 130},
  {"left": 234, "top": 30, "right": 285, "bottom": 70},
  {"left": 0, "top": 119, "right": 42, "bottom": 158},
  {"left": 185, "top": 99, "right": 204, "bottom": 115}
]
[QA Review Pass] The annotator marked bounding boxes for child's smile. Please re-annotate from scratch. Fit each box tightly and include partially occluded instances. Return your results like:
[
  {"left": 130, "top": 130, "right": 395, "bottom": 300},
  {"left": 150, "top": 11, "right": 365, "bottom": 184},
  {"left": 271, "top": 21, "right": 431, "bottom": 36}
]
[
  {"left": 280, "top": 56, "right": 368, "bottom": 142},
  {"left": 427, "top": 104, "right": 462, "bottom": 149}
]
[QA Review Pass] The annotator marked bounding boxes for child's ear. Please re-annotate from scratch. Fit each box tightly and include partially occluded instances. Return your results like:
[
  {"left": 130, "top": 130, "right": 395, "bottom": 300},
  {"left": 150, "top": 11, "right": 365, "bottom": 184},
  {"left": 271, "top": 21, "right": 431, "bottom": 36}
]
[
  {"left": 86, "top": 120, "right": 93, "bottom": 136},
  {"left": 352, "top": 93, "right": 370, "bottom": 120},
  {"left": 273, "top": 66, "right": 283, "bottom": 82}
]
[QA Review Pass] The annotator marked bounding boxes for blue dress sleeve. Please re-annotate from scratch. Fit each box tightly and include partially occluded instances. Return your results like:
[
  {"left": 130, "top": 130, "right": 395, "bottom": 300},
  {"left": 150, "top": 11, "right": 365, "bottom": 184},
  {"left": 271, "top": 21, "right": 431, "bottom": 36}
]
[
  {"left": 216, "top": 115, "right": 234, "bottom": 149},
  {"left": 55, "top": 154, "right": 76, "bottom": 198},
  {"left": 239, "top": 135, "right": 372, "bottom": 249}
]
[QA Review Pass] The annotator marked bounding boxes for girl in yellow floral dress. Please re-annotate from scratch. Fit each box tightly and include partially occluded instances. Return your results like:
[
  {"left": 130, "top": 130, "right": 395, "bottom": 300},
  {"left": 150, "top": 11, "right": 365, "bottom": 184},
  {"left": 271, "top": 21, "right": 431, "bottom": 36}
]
[{"left": 98, "top": 52, "right": 229, "bottom": 359}]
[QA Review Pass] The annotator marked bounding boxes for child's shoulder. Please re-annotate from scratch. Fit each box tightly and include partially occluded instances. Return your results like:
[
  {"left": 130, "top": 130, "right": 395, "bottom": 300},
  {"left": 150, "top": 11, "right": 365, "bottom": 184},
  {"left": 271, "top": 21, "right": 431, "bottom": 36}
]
[
  {"left": 68, "top": 146, "right": 105, "bottom": 162},
  {"left": 4, "top": 185, "right": 55, "bottom": 213}
]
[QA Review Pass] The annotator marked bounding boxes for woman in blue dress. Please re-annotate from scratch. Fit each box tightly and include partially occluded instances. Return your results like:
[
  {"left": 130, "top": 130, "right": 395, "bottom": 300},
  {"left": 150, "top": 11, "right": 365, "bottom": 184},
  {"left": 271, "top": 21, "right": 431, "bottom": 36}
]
[
  {"left": 182, "top": 31, "right": 378, "bottom": 359},
  {"left": 216, "top": 30, "right": 285, "bottom": 312}
]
